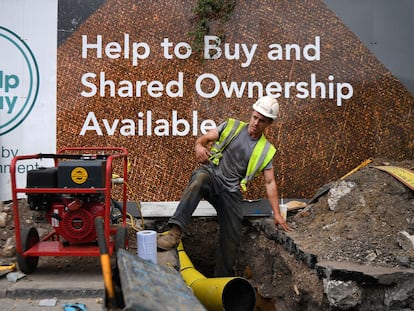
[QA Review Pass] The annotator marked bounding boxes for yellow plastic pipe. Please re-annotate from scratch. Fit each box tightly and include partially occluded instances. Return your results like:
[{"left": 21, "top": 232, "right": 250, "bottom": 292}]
[{"left": 177, "top": 241, "right": 256, "bottom": 311}]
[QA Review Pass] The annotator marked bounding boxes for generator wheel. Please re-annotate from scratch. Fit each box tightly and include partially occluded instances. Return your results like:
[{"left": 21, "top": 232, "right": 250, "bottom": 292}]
[
  {"left": 17, "top": 227, "right": 40, "bottom": 274},
  {"left": 115, "top": 226, "right": 127, "bottom": 253}
]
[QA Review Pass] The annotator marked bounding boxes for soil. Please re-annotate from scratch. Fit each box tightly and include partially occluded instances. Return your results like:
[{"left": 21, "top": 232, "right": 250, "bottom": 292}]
[
  {"left": 1, "top": 158, "right": 413, "bottom": 310},
  {"left": 289, "top": 158, "right": 414, "bottom": 269}
]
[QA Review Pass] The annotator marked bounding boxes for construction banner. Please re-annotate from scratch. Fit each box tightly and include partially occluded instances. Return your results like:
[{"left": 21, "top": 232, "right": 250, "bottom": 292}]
[{"left": 1, "top": 0, "right": 413, "bottom": 201}]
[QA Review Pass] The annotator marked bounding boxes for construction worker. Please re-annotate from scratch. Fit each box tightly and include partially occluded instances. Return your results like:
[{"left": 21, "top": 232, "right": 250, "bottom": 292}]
[{"left": 157, "top": 96, "right": 292, "bottom": 276}]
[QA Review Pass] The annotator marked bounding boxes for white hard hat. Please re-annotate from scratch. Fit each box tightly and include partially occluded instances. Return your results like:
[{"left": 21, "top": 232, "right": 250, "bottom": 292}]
[{"left": 252, "top": 96, "right": 279, "bottom": 120}]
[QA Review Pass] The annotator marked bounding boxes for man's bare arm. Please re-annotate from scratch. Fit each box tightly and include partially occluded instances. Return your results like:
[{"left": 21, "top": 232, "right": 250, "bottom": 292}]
[
  {"left": 264, "top": 168, "right": 292, "bottom": 232},
  {"left": 194, "top": 128, "right": 219, "bottom": 164}
]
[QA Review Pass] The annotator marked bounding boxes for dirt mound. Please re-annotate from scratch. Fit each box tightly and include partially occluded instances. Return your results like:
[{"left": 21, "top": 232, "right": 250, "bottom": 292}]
[{"left": 290, "top": 158, "right": 414, "bottom": 268}]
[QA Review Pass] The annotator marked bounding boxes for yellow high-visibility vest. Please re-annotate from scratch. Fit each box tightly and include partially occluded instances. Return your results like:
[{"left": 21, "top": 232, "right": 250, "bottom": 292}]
[{"left": 209, "top": 118, "right": 276, "bottom": 191}]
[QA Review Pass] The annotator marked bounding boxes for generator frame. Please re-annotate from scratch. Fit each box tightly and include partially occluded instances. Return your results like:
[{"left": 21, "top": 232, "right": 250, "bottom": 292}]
[{"left": 10, "top": 147, "right": 129, "bottom": 273}]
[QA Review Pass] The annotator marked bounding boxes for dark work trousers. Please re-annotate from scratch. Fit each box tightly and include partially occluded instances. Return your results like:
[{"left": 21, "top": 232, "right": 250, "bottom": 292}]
[{"left": 168, "top": 165, "right": 244, "bottom": 277}]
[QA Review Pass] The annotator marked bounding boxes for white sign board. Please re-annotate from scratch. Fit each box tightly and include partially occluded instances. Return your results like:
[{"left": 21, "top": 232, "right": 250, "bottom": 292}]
[{"left": 0, "top": 0, "right": 57, "bottom": 200}]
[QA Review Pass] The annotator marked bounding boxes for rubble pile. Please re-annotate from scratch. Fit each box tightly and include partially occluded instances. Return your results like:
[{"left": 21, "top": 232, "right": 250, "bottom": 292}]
[{"left": 291, "top": 158, "right": 414, "bottom": 269}]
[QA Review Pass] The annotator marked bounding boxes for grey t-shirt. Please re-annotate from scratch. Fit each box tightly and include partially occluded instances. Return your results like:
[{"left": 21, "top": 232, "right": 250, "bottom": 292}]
[{"left": 208, "top": 121, "right": 273, "bottom": 192}]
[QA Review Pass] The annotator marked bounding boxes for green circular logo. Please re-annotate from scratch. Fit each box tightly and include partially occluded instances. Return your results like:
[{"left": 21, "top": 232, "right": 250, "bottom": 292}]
[{"left": 0, "top": 26, "right": 39, "bottom": 135}]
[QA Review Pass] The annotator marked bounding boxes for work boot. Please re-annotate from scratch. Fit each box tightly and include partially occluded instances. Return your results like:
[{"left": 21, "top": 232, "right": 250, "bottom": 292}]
[{"left": 157, "top": 228, "right": 182, "bottom": 251}]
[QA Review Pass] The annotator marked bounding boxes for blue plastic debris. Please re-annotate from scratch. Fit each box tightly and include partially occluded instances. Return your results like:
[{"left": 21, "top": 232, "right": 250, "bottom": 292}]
[{"left": 62, "top": 302, "right": 88, "bottom": 311}]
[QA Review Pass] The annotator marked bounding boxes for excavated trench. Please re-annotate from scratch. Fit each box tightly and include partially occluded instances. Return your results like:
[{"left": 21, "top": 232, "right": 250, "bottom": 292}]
[
  {"left": 146, "top": 160, "right": 414, "bottom": 311},
  {"left": 151, "top": 217, "right": 328, "bottom": 311},
  {"left": 149, "top": 214, "right": 414, "bottom": 311}
]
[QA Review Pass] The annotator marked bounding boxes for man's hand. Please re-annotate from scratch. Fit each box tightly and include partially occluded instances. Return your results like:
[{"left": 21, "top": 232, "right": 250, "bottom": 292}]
[
  {"left": 194, "top": 128, "right": 218, "bottom": 164},
  {"left": 274, "top": 213, "right": 292, "bottom": 232},
  {"left": 195, "top": 144, "right": 211, "bottom": 164}
]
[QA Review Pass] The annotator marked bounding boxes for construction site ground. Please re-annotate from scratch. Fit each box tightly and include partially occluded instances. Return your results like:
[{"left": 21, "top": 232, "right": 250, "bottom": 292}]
[
  {"left": 0, "top": 256, "right": 105, "bottom": 311},
  {"left": 0, "top": 157, "right": 413, "bottom": 310}
]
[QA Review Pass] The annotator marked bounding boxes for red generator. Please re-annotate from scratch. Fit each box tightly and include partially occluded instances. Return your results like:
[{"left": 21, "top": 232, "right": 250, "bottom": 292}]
[{"left": 10, "top": 147, "right": 129, "bottom": 273}]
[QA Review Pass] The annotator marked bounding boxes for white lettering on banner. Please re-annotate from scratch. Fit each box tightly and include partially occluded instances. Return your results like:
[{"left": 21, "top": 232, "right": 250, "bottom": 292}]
[
  {"left": 81, "top": 71, "right": 183, "bottom": 98},
  {"left": 204, "top": 35, "right": 258, "bottom": 68},
  {"left": 82, "top": 34, "right": 150, "bottom": 66},
  {"left": 195, "top": 73, "right": 353, "bottom": 106},
  {"left": 160, "top": 38, "right": 192, "bottom": 59},
  {"left": 78, "top": 34, "right": 353, "bottom": 105},
  {"left": 79, "top": 111, "right": 216, "bottom": 137},
  {"left": 81, "top": 71, "right": 353, "bottom": 105},
  {"left": 268, "top": 36, "right": 320, "bottom": 61}
]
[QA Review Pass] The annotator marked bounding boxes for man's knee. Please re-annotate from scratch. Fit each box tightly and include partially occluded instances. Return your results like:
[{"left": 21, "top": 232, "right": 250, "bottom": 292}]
[{"left": 189, "top": 170, "right": 210, "bottom": 191}]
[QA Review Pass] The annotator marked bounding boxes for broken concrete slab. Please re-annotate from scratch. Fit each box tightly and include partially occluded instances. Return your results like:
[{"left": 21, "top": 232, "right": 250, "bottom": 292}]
[
  {"left": 116, "top": 249, "right": 206, "bottom": 311},
  {"left": 316, "top": 260, "right": 414, "bottom": 286}
]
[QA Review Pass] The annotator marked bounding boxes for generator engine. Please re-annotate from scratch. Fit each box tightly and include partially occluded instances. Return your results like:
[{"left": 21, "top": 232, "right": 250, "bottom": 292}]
[{"left": 26, "top": 158, "right": 110, "bottom": 244}]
